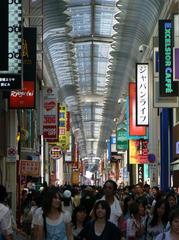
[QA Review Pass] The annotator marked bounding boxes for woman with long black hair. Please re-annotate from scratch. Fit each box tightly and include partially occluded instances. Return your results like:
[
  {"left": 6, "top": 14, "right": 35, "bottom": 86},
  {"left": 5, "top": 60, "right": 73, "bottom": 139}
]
[
  {"left": 71, "top": 205, "right": 88, "bottom": 240},
  {"left": 36, "top": 186, "right": 73, "bottom": 240},
  {"left": 78, "top": 200, "right": 121, "bottom": 240},
  {"left": 146, "top": 199, "right": 170, "bottom": 239}
]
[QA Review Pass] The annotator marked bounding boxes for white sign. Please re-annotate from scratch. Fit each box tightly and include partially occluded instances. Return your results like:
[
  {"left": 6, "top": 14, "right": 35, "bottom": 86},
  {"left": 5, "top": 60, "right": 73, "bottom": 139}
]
[
  {"left": 42, "top": 87, "right": 58, "bottom": 141},
  {"left": 50, "top": 146, "right": 62, "bottom": 159},
  {"left": 136, "top": 63, "right": 149, "bottom": 125}
]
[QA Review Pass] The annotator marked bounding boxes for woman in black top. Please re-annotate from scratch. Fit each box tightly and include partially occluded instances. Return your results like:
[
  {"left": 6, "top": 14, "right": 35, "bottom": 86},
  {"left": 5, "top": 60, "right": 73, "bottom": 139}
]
[{"left": 78, "top": 200, "right": 121, "bottom": 240}]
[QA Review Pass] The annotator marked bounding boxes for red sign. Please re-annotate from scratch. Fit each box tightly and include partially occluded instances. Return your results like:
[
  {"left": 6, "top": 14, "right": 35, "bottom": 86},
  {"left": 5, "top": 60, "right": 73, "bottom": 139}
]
[
  {"left": 43, "top": 116, "right": 57, "bottom": 124},
  {"left": 73, "top": 143, "right": 78, "bottom": 169},
  {"left": 10, "top": 81, "right": 35, "bottom": 108},
  {"left": 42, "top": 88, "right": 58, "bottom": 141},
  {"left": 129, "top": 83, "right": 146, "bottom": 136},
  {"left": 44, "top": 100, "right": 56, "bottom": 111},
  {"left": 66, "top": 112, "right": 70, "bottom": 131},
  {"left": 43, "top": 126, "right": 58, "bottom": 139}
]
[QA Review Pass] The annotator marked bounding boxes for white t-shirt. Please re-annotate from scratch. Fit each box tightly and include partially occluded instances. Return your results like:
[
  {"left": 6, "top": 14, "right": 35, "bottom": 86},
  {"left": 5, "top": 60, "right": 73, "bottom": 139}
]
[
  {"left": 37, "top": 211, "right": 71, "bottom": 226},
  {"left": 0, "top": 203, "right": 13, "bottom": 235},
  {"left": 155, "top": 231, "right": 171, "bottom": 240},
  {"left": 100, "top": 196, "right": 122, "bottom": 226},
  {"left": 32, "top": 207, "right": 43, "bottom": 227}
]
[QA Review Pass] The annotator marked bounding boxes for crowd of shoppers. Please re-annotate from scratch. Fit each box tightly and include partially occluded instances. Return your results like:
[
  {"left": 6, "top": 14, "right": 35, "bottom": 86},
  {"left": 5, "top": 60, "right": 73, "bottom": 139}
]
[{"left": 1, "top": 182, "right": 179, "bottom": 239}]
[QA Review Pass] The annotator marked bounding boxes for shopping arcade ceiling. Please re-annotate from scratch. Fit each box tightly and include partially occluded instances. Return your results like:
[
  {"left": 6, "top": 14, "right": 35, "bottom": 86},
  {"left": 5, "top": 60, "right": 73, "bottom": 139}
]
[{"left": 26, "top": 0, "right": 166, "bottom": 164}]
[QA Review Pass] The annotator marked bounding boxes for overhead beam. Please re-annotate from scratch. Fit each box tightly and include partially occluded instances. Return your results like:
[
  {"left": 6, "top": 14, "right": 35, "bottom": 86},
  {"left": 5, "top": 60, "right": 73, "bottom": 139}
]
[{"left": 72, "top": 35, "right": 113, "bottom": 44}]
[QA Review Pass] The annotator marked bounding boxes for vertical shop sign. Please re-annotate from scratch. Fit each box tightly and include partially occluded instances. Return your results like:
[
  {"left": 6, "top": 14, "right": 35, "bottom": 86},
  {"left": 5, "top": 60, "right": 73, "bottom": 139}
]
[
  {"left": 66, "top": 111, "right": 70, "bottom": 150},
  {"left": 0, "top": 0, "right": 8, "bottom": 70},
  {"left": 136, "top": 64, "right": 149, "bottom": 126},
  {"left": 0, "top": 0, "right": 22, "bottom": 89},
  {"left": 73, "top": 143, "right": 78, "bottom": 169},
  {"left": 10, "top": 28, "right": 37, "bottom": 108},
  {"left": 138, "top": 164, "right": 144, "bottom": 184},
  {"left": 159, "top": 20, "right": 178, "bottom": 96},
  {"left": 59, "top": 106, "right": 67, "bottom": 150},
  {"left": 129, "top": 83, "right": 147, "bottom": 136},
  {"left": 110, "top": 134, "right": 116, "bottom": 152},
  {"left": 42, "top": 88, "right": 58, "bottom": 141}
]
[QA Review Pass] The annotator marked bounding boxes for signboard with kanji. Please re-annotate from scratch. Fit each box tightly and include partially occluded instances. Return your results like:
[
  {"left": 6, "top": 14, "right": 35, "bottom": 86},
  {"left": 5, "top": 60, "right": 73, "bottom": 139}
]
[{"left": 19, "top": 160, "right": 40, "bottom": 177}]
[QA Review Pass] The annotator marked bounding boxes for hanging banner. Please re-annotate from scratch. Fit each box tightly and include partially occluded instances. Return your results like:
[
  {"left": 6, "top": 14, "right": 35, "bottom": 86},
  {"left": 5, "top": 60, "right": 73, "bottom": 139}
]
[
  {"left": 0, "top": 0, "right": 22, "bottom": 89},
  {"left": 136, "top": 64, "right": 149, "bottom": 126},
  {"left": 159, "top": 20, "right": 178, "bottom": 97},
  {"left": 10, "top": 27, "right": 37, "bottom": 108},
  {"left": 129, "top": 83, "right": 147, "bottom": 136},
  {"left": 129, "top": 139, "right": 148, "bottom": 164},
  {"left": 42, "top": 87, "right": 58, "bottom": 141}
]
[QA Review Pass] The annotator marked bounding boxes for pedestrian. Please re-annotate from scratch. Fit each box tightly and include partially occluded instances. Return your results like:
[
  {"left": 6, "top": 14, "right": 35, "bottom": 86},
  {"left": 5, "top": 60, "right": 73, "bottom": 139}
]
[
  {"left": 71, "top": 205, "right": 88, "bottom": 240},
  {"left": 100, "top": 180, "right": 122, "bottom": 227},
  {"left": 126, "top": 201, "right": 145, "bottom": 240},
  {"left": 36, "top": 186, "right": 73, "bottom": 240},
  {"left": 146, "top": 199, "right": 170, "bottom": 239},
  {"left": 78, "top": 200, "right": 121, "bottom": 240},
  {"left": 155, "top": 207, "right": 179, "bottom": 239},
  {"left": 0, "top": 185, "right": 13, "bottom": 240}
]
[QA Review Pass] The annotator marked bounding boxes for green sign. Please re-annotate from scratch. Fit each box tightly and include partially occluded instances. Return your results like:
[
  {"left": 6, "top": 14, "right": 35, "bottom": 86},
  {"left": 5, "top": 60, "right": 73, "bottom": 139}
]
[{"left": 116, "top": 123, "right": 128, "bottom": 150}]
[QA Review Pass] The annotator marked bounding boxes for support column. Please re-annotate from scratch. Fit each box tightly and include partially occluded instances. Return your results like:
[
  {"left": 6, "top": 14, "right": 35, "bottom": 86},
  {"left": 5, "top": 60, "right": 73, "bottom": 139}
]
[{"left": 160, "top": 108, "right": 171, "bottom": 191}]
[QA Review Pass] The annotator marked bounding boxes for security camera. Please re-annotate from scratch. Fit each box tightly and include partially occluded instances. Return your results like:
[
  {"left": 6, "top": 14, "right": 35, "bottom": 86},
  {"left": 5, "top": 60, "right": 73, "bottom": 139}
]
[
  {"left": 138, "top": 44, "right": 149, "bottom": 53},
  {"left": 139, "top": 45, "right": 144, "bottom": 53}
]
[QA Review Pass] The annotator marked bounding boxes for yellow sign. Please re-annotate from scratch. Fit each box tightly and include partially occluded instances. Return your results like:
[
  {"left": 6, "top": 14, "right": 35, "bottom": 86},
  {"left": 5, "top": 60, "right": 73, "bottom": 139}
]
[
  {"left": 51, "top": 105, "right": 70, "bottom": 150},
  {"left": 71, "top": 171, "right": 80, "bottom": 185}
]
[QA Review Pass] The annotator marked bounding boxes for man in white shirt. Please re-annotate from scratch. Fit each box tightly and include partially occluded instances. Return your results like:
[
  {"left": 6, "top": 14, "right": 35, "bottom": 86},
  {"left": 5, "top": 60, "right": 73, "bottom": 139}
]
[
  {"left": 100, "top": 180, "right": 122, "bottom": 227},
  {"left": 0, "top": 185, "right": 13, "bottom": 240}
]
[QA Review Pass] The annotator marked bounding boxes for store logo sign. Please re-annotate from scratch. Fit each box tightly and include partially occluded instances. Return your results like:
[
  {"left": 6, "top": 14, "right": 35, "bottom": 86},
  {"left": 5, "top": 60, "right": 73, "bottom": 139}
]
[{"left": 159, "top": 20, "right": 178, "bottom": 97}]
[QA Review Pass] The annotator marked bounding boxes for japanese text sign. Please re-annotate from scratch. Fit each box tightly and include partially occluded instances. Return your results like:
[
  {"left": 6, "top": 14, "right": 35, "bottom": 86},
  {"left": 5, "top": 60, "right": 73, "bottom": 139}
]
[{"left": 136, "top": 64, "right": 149, "bottom": 126}]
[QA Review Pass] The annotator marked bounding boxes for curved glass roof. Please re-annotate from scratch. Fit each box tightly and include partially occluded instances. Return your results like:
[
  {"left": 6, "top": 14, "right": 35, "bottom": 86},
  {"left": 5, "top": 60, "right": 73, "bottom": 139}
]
[{"left": 27, "top": 0, "right": 166, "bottom": 160}]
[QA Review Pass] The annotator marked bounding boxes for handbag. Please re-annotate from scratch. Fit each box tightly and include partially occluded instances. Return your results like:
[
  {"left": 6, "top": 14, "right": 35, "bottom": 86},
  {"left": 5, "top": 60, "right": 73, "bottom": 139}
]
[{"left": 0, "top": 234, "right": 5, "bottom": 240}]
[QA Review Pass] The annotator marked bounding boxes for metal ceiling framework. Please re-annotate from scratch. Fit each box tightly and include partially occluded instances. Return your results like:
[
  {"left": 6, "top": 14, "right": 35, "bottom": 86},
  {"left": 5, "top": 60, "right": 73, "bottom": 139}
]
[{"left": 26, "top": 0, "right": 166, "bottom": 163}]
